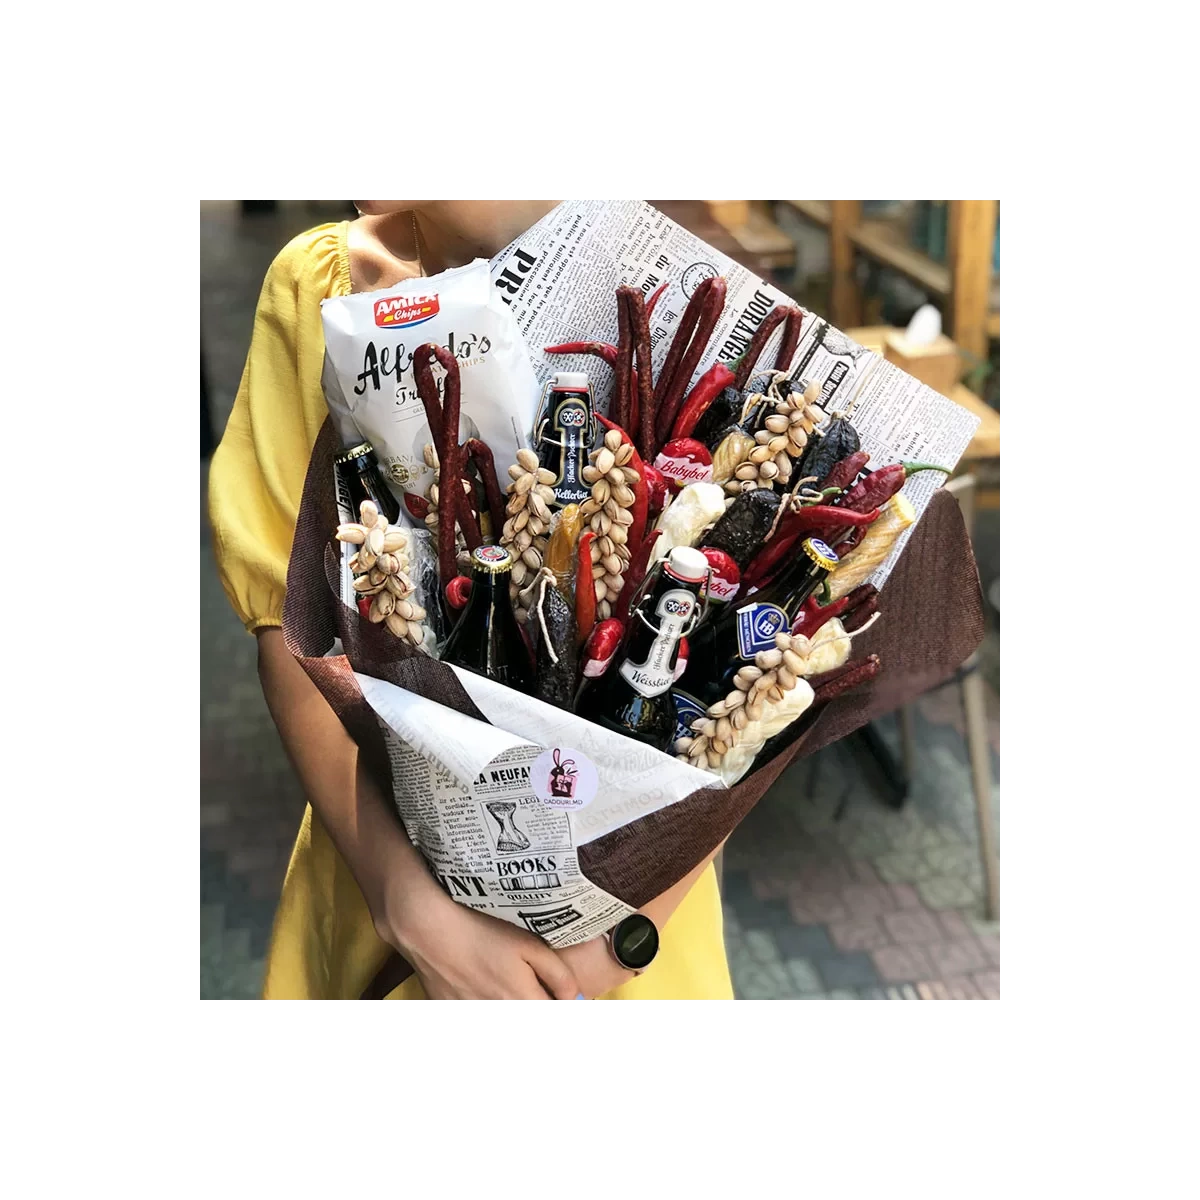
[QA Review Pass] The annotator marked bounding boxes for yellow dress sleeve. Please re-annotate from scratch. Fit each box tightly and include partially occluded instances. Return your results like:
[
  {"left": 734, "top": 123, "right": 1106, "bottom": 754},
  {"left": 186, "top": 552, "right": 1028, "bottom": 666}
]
[{"left": 208, "top": 223, "right": 351, "bottom": 631}]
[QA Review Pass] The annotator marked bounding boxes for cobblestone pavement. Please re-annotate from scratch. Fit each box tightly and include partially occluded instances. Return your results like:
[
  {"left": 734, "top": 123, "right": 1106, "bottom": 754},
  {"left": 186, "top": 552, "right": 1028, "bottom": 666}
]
[{"left": 200, "top": 202, "right": 999, "bottom": 999}]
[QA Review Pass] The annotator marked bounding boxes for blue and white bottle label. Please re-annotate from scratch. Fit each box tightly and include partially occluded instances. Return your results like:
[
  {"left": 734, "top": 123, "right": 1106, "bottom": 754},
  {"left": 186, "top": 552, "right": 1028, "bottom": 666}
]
[
  {"left": 672, "top": 690, "right": 707, "bottom": 744},
  {"left": 736, "top": 603, "right": 789, "bottom": 660}
]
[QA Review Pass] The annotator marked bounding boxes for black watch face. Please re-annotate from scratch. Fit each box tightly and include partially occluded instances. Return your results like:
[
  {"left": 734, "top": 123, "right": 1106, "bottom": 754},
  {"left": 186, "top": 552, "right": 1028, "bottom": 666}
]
[{"left": 613, "top": 914, "right": 659, "bottom": 970}]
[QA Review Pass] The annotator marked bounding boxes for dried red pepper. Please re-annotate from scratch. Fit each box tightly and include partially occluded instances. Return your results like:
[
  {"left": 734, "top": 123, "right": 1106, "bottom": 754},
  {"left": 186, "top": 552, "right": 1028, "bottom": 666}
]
[
  {"left": 581, "top": 617, "right": 625, "bottom": 679},
  {"left": 595, "top": 414, "right": 649, "bottom": 550},
  {"left": 820, "top": 450, "right": 870, "bottom": 493},
  {"left": 544, "top": 340, "right": 619, "bottom": 366},
  {"left": 575, "top": 531, "right": 597, "bottom": 645},
  {"left": 403, "top": 492, "right": 431, "bottom": 522},
  {"left": 791, "top": 583, "right": 876, "bottom": 639},
  {"left": 654, "top": 277, "right": 727, "bottom": 450},
  {"left": 645, "top": 280, "right": 669, "bottom": 321},
  {"left": 668, "top": 361, "right": 737, "bottom": 442},
  {"left": 841, "top": 461, "right": 950, "bottom": 513}
]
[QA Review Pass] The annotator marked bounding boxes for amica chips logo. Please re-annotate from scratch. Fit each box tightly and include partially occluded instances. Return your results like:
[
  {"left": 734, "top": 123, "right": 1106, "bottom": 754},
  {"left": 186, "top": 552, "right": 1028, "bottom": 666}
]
[{"left": 373, "top": 294, "right": 440, "bottom": 329}]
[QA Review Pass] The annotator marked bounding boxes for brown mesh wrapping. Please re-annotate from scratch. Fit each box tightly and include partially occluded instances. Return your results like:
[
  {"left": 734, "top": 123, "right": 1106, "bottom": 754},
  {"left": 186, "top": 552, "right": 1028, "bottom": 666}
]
[{"left": 283, "top": 420, "right": 985, "bottom": 998}]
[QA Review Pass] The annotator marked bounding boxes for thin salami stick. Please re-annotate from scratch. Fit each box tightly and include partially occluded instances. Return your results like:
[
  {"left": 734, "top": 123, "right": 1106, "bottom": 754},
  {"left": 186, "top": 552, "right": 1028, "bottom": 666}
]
[
  {"left": 809, "top": 653, "right": 881, "bottom": 703},
  {"left": 412, "top": 348, "right": 445, "bottom": 447},
  {"left": 841, "top": 594, "right": 879, "bottom": 633},
  {"left": 613, "top": 290, "right": 633, "bottom": 433},
  {"left": 732, "top": 305, "right": 789, "bottom": 390},
  {"left": 621, "top": 286, "right": 656, "bottom": 461},
  {"left": 467, "top": 438, "right": 506, "bottom": 541},
  {"left": 774, "top": 306, "right": 805, "bottom": 372},
  {"left": 653, "top": 276, "right": 715, "bottom": 408},
  {"left": 655, "top": 277, "right": 726, "bottom": 446}
]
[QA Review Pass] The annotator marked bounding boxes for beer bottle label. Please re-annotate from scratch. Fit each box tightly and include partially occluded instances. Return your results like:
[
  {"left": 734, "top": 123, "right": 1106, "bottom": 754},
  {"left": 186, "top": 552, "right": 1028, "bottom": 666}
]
[
  {"left": 736, "top": 603, "right": 790, "bottom": 660},
  {"left": 672, "top": 689, "right": 707, "bottom": 744},
  {"left": 550, "top": 397, "right": 591, "bottom": 507},
  {"left": 620, "top": 588, "right": 696, "bottom": 698}
]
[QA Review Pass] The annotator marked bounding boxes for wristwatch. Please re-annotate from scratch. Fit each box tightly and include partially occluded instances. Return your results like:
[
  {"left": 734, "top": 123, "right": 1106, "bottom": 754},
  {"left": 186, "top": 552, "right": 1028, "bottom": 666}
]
[{"left": 605, "top": 914, "right": 659, "bottom": 973}]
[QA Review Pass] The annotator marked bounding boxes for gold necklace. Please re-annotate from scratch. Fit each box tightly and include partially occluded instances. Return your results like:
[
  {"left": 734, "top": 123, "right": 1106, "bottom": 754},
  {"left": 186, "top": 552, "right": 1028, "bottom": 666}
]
[{"left": 411, "top": 211, "right": 426, "bottom": 278}]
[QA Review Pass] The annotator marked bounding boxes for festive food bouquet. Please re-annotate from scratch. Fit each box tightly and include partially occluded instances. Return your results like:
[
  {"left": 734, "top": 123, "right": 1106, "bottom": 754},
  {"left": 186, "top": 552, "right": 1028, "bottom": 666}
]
[{"left": 285, "top": 202, "right": 984, "bottom": 996}]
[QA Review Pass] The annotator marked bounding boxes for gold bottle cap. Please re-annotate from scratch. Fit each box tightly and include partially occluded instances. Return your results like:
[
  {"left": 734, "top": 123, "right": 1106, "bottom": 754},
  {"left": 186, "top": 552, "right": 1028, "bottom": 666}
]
[
  {"left": 471, "top": 545, "right": 514, "bottom": 575},
  {"left": 335, "top": 441, "right": 375, "bottom": 464},
  {"left": 800, "top": 537, "right": 839, "bottom": 572}
]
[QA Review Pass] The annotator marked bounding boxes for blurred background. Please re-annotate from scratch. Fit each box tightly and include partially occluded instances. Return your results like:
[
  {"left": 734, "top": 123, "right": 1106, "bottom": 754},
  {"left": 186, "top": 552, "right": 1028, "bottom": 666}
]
[{"left": 201, "top": 200, "right": 999, "bottom": 999}]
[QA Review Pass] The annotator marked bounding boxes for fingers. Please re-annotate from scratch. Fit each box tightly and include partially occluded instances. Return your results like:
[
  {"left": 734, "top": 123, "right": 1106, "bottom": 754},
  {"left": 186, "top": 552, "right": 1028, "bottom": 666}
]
[{"left": 528, "top": 946, "right": 581, "bottom": 1000}]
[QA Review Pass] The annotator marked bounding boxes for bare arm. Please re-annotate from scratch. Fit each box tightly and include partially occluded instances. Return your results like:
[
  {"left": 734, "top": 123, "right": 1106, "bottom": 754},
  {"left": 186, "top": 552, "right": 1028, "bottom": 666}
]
[{"left": 255, "top": 628, "right": 579, "bottom": 999}]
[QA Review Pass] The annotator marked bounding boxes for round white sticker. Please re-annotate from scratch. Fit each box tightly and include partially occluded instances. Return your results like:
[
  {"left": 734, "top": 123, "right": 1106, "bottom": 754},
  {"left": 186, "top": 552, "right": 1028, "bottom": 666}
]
[{"left": 530, "top": 747, "right": 598, "bottom": 811}]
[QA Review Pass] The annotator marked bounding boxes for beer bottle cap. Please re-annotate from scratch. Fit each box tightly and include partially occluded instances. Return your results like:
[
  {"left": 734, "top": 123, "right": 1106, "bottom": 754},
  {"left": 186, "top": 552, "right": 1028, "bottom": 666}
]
[
  {"left": 551, "top": 372, "right": 590, "bottom": 391},
  {"left": 800, "top": 537, "right": 839, "bottom": 572},
  {"left": 335, "top": 441, "right": 375, "bottom": 464},
  {"left": 665, "top": 545, "right": 709, "bottom": 584},
  {"left": 470, "top": 545, "right": 514, "bottom": 575}
]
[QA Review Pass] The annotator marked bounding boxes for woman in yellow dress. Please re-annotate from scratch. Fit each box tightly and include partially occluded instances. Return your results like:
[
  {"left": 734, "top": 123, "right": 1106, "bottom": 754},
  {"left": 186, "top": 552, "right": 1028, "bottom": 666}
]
[{"left": 208, "top": 201, "right": 734, "bottom": 999}]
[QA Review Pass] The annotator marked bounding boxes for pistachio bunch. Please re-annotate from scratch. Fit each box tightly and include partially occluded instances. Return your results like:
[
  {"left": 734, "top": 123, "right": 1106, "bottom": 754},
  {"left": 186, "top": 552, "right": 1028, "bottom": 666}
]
[
  {"left": 422, "top": 443, "right": 473, "bottom": 572},
  {"left": 336, "top": 500, "right": 427, "bottom": 647},
  {"left": 724, "top": 375, "right": 826, "bottom": 497},
  {"left": 579, "top": 429, "right": 639, "bottom": 621},
  {"left": 675, "top": 630, "right": 826, "bottom": 770},
  {"left": 501, "top": 448, "right": 555, "bottom": 623}
]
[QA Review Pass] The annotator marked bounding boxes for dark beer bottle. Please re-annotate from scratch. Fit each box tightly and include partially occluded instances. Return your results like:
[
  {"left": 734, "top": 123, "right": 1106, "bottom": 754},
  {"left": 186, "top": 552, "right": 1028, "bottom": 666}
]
[
  {"left": 675, "top": 537, "right": 839, "bottom": 706},
  {"left": 536, "top": 372, "right": 593, "bottom": 509},
  {"left": 578, "top": 546, "right": 709, "bottom": 751},
  {"left": 441, "top": 545, "right": 535, "bottom": 690},
  {"left": 334, "top": 441, "right": 401, "bottom": 526}
]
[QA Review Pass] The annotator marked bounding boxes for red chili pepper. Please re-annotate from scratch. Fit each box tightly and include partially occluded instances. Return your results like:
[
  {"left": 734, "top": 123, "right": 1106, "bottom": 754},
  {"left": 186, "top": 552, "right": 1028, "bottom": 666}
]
[
  {"left": 445, "top": 575, "right": 472, "bottom": 611},
  {"left": 774, "top": 306, "right": 804, "bottom": 371},
  {"left": 357, "top": 596, "right": 373, "bottom": 620},
  {"left": 668, "top": 362, "right": 737, "bottom": 442},
  {"left": 581, "top": 617, "right": 625, "bottom": 679},
  {"left": 791, "top": 583, "right": 876, "bottom": 638},
  {"left": 731, "top": 305, "right": 788, "bottom": 390},
  {"left": 403, "top": 492, "right": 430, "bottom": 522},
  {"left": 620, "top": 285, "right": 656, "bottom": 463},
  {"left": 820, "top": 450, "right": 870, "bottom": 493},
  {"left": 809, "top": 654, "right": 881, "bottom": 704},
  {"left": 842, "top": 461, "right": 951, "bottom": 513},
  {"left": 575, "top": 531, "right": 597, "bottom": 645},
  {"left": 741, "top": 506, "right": 881, "bottom": 592},
  {"left": 595, "top": 414, "right": 649, "bottom": 550},
  {"left": 654, "top": 278, "right": 727, "bottom": 450},
  {"left": 614, "top": 529, "right": 662, "bottom": 625},
  {"left": 466, "top": 438, "right": 506, "bottom": 542},
  {"left": 645, "top": 281, "right": 668, "bottom": 322},
  {"left": 544, "top": 341, "right": 619, "bottom": 365}
]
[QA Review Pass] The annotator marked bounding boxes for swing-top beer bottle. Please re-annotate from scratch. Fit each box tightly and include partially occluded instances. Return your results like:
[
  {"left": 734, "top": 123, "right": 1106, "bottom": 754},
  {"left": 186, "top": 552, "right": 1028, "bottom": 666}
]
[{"left": 577, "top": 546, "right": 709, "bottom": 752}]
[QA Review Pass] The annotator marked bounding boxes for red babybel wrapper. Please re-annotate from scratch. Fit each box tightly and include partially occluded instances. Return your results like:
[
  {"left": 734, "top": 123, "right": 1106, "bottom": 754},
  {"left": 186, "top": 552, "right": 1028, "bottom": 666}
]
[
  {"left": 700, "top": 547, "right": 740, "bottom": 604},
  {"left": 581, "top": 617, "right": 624, "bottom": 678},
  {"left": 654, "top": 438, "right": 714, "bottom": 494},
  {"left": 673, "top": 635, "right": 690, "bottom": 682}
]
